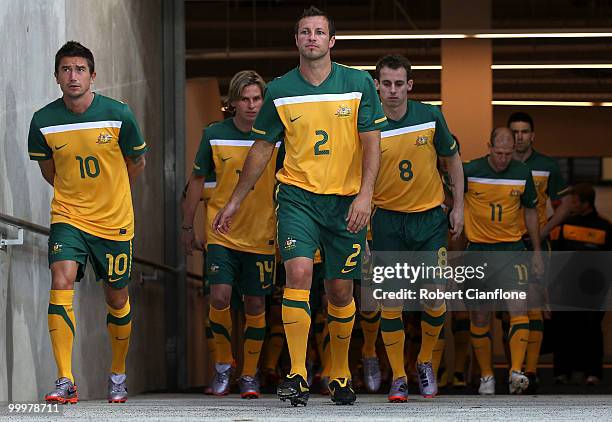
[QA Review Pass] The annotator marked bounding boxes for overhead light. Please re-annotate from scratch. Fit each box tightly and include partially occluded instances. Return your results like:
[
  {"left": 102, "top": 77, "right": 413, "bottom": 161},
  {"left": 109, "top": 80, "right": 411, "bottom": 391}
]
[
  {"left": 336, "top": 29, "right": 612, "bottom": 40},
  {"left": 350, "top": 64, "right": 612, "bottom": 71},
  {"left": 492, "top": 64, "right": 612, "bottom": 70},
  {"left": 351, "top": 65, "right": 442, "bottom": 71},
  {"left": 422, "top": 100, "right": 612, "bottom": 107}
]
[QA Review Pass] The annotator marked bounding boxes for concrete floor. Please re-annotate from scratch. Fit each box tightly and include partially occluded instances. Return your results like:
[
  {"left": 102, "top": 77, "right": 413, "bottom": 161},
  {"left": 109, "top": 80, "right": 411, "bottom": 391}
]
[{"left": 2, "top": 394, "right": 612, "bottom": 421}]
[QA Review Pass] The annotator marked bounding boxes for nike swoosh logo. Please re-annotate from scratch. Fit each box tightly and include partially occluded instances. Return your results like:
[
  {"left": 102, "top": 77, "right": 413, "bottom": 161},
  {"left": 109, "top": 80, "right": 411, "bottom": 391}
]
[
  {"left": 290, "top": 115, "right": 302, "bottom": 122},
  {"left": 55, "top": 144, "right": 68, "bottom": 150},
  {"left": 221, "top": 157, "right": 231, "bottom": 162},
  {"left": 384, "top": 341, "right": 399, "bottom": 347},
  {"left": 299, "top": 384, "right": 309, "bottom": 393},
  {"left": 284, "top": 321, "right": 299, "bottom": 325},
  {"left": 337, "top": 334, "right": 351, "bottom": 340},
  {"left": 341, "top": 267, "right": 356, "bottom": 274},
  {"left": 49, "top": 329, "right": 58, "bottom": 332},
  {"left": 381, "top": 149, "right": 389, "bottom": 154},
  {"left": 115, "top": 336, "right": 129, "bottom": 341},
  {"left": 247, "top": 350, "right": 260, "bottom": 355},
  {"left": 109, "top": 277, "right": 122, "bottom": 283}
]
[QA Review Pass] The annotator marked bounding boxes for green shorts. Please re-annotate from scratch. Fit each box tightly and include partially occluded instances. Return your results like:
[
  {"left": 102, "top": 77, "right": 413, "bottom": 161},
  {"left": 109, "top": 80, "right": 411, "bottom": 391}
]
[
  {"left": 48, "top": 223, "right": 133, "bottom": 289},
  {"left": 371, "top": 207, "right": 448, "bottom": 284},
  {"left": 207, "top": 244, "right": 274, "bottom": 297},
  {"left": 465, "top": 240, "right": 528, "bottom": 292},
  {"left": 276, "top": 183, "right": 365, "bottom": 280},
  {"left": 371, "top": 206, "right": 448, "bottom": 252}
]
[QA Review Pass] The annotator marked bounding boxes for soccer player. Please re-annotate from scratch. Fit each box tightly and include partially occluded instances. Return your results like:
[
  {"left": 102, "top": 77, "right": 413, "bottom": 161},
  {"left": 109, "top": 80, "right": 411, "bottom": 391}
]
[
  {"left": 182, "top": 71, "right": 279, "bottom": 398},
  {"left": 508, "top": 112, "right": 569, "bottom": 392},
  {"left": 213, "top": 6, "right": 387, "bottom": 406},
  {"left": 28, "top": 41, "right": 148, "bottom": 403},
  {"left": 463, "top": 127, "right": 544, "bottom": 395},
  {"left": 372, "top": 54, "right": 464, "bottom": 401}
]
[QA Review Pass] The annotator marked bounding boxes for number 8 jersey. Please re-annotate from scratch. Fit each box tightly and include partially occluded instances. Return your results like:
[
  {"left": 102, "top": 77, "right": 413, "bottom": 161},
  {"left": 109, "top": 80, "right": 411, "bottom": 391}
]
[
  {"left": 28, "top": 94, "right": 147, "bottom": 240},
  {"left": 252, "top": 63, "right": 387, "bottom": 195}
]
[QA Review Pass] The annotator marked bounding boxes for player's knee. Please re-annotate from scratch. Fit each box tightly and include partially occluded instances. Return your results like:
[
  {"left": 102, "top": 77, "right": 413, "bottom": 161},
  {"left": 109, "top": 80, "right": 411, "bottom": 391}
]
[
  {"left": 470, "top": 312, "right": 490, "bottom": 328},
  {"left": 285, "top": 264, "right": 312, "bottom": 289},
  {"left": 105, "top": 287, "right": 129, "bottom": 309},
  {"left": 244, "top": 295, "right": 265, "bottom": 315},
  {"left": 326, "top": 281, "right": 354, "bottom": 307}
]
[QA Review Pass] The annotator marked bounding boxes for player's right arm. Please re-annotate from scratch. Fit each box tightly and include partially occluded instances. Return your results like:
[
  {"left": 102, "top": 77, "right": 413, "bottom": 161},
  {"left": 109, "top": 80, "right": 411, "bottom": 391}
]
[
  {"left": 182, "top": 129, "right": 214, "bottom": 255},
  {"left": 212, "top": 140, "right": 275, "bottom": 234}
]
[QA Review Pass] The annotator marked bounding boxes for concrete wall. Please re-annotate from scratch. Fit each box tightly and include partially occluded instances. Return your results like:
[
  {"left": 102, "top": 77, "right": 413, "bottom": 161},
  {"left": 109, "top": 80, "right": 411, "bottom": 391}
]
[{"left": 0, "top": 0, "right": 167, "bottom": 401}]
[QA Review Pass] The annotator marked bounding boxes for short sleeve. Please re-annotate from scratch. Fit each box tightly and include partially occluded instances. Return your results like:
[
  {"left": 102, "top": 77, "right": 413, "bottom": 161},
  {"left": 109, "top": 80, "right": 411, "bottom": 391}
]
[
  {"left": 521, "top": 171, "right": 538, "bottom": 208},
  {"left": 547, "top": 160, "right": 568, "bottom": 201},
  {"left": 432, "top": 107, "right": 458, "bottom": 157},
  {"left": 28, "top": 116, "right": 52, "bottom": 161},
  {"left": 357, "top": 73, "right": 388, "bottom": 132},
  {"left": 119, "top": 104, "right": 148, "bottom": 158},
  {"left": 252, "top": 86, "right": 285, "bottom": 143},
  {"left": 193, "top": 129, "right": 214, "bottom": 177}
]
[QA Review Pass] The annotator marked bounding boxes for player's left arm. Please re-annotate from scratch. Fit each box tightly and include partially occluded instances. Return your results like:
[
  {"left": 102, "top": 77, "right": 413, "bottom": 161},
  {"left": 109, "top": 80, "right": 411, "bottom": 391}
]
[
  {"left": 125, "top": 154, "right": 146, "bottom": 183},
  {"left": 118, "top": 103, "right": 148, "bottom": 184},
  {"left": 347, "top": 130, "right": 381, "bottom": 233},
  {"left": 439, "top": 152, "right": 464, "bottom": 239},
  {"left": 522, "top": 172, "right": 544, "bottom": 277},
  {"left": 539, "top": 160, "right": 570, "bottom": 239}
]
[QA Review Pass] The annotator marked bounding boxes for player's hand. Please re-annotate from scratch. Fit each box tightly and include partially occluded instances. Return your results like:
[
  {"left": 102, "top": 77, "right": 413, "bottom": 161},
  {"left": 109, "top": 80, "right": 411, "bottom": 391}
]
[
  {"left": 346, "top": 193, "right": 371, "bottom": 233},
  {"left": 531, "top": 251, "right": 545, "bottom": 279},
  {"left": 448, "top": 207, "right": 464, "bottom": 240},
  {"left": 182, "top": 230, "right": 196, "bottom": 256},
  {"left": 213, "top": 200, "right": 239, "bottom": 234}
]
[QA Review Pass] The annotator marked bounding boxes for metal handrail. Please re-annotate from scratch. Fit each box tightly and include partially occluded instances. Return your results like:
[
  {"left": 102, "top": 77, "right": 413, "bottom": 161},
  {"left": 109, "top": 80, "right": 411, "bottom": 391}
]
[{"left": 0, "top": 212, "right": 204, "bottom": 281}]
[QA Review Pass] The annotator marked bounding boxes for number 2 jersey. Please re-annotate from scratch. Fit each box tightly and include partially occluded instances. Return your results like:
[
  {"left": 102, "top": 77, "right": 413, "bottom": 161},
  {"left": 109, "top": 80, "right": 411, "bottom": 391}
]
[
  {"left": 463, "top": 156, "right": 537, "bottom": 244},
  {"left": 252, "top": 62, "right": 387, "bottom": 195},
  {"left": 373, "top": 100, "right": 457, "bottom": 213},
  {"left": 28, "top": 94, "right": 147, "bottom": 240},
  {"left": 193, "top": 118, "right": 279, "bottom": 255}
]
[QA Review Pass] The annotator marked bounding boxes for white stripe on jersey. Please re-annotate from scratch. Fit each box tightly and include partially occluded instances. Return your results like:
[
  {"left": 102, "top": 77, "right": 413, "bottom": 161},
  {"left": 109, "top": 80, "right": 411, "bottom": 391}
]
[
  {"left": 273, "top": 92, "right": 362, "bottom": 107},
  {"left": 532, "top": 170, "right": 550, "bottom": 177},
  {"left": 210, "top": 140, "right": 281, "bottom": 148},
  {"left": 40, "top": 120, "right": 122, "bottom": 135},
  {"left": 381, "top": 121, "right": 436, "bottom": 138},
  {"left": 468, "top": 177, "right": 526, "bottom": 186}
]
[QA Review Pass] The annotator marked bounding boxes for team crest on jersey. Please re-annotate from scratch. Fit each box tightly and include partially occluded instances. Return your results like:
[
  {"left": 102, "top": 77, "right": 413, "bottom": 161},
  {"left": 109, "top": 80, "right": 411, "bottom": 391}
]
[
  {"left": 510, "top": 189, "right": 521, "bottom": 197},
  {"left": 97, "top": 133, "right": 113, "bottom": 144},
  {"left": 50, "top": 243, "right": 63, "bottom": 255},
  {"left": 284, "top": 237, "right": 297, "bottom": 251},
  {"left": 335, "top": 104, "right": 352, "bottom": 118},
  {"left": 415, "top": 135, "right": 429, "bottom": 146},
  {"left": 209, "top": 263, "right": 220, "bottom": 274}
]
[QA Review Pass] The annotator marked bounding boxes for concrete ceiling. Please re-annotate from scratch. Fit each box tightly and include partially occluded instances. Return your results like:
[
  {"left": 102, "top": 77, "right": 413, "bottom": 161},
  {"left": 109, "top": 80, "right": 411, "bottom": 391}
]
[{"left": 185, "top": 0, "right": 612, "bottom": 102}]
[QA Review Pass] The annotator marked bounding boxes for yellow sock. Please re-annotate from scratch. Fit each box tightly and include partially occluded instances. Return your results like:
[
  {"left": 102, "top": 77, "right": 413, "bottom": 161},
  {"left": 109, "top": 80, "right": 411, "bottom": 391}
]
[
  {"left": 242, "top": 311, "right": 266, "bottom": 377},
  {"left": 327, "top": 299, "right": 356, "bottom": 380},
  {"left": 381, "top": 307, "right": 406, "bottom": 380},
  {"left": 263, "top": 323, "right": 284, "bottom": 371},
  {"left": 418, "top": 303, "right": 446, "bottom": 364},
  {"left": 48, "top": 290, "right": 76, "bottom": 382},
  {"left": 525, "top": 310, "right": 543, "bottom": 373},
  {"left": 205, "top": 320, "right": 217, "bottom": 362},
  {"left": 107, "top": 298, "right": 132, "bottom": 374},
  {"left": 471, "top": 322, "right": 493, "bottom": 377},
  {"left": 432, "top": 335, "right": 446, "bottom": 377},
  {"left": 452, "top": 317, "right": 470, "bottom": 375},
  {"left": 360, "top": 305, "right": 381, "bottom": 359},
  {"left": 282, "top": 288, "right": 311, "bottom": 379},
  {"left": 509, "top": 315, "right": 530, "bottom": 373},
  {"left": 209, "top": 305, "right": 233, "bottom": 364},
  {"left": 314, "top": 310, "right": 326, "bottom": 363},
  {"left": 321, "top": 328, "right": 331, "bottom": 378}
]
